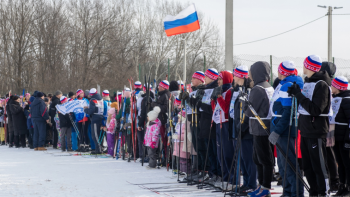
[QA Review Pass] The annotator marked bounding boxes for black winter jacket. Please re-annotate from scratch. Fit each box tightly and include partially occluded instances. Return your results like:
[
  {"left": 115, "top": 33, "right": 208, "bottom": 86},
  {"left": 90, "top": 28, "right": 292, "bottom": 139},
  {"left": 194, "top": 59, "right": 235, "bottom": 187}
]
[
  {"left": 152, "top": 90, "right": 170, "bottom": 125},
  {"left": 138, "top": 91, "right": 155, "bottom": 128},
  {"left": 10, "top": 101, "right": 28, "bottom": 135},
  {"left": 6, "top": 99, "right": 14, "bottom": 132},
  {"left": 84, "top": 93, "right": 104, "bottom": 122},
  {"left": 49, "top": 95, "right": 60, "bottom": 118},
  {"left": 31, "top": 97, "right": 49, "bottom": 122},
  {"left": 198, "top": 80, "right": 218, "bottom": 139},
  {"left": 244, "top": 61, "right": 272, "bottom": 136},
  {"left": 296, "top": 71, "right": 332, "bottom": 139},
  {"left": 58, "top": 111, "right": 73, "bottom": 128},
  {"left": 332, "top": 90, "right": 350, "bottom": 141}
]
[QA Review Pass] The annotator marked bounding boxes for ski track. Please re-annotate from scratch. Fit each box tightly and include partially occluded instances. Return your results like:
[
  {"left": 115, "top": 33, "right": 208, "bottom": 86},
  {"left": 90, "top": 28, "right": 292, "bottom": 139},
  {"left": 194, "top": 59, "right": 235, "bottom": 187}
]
[{"left": 0, "top": 146, "right": 308, "bottom": 197}]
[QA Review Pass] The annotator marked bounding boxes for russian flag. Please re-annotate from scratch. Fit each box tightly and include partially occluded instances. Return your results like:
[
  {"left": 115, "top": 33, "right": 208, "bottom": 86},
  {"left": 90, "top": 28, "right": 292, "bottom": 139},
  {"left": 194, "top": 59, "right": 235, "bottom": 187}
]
[{"left": 163, "top": 4, "right": 200, "bottom": 37}]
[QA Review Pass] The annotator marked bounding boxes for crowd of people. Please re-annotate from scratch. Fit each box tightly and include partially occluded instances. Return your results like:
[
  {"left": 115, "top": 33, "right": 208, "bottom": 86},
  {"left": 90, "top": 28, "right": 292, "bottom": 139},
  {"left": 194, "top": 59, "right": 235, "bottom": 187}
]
[{"left": 0, "top": 54, "right": 349, "bottom": 197}]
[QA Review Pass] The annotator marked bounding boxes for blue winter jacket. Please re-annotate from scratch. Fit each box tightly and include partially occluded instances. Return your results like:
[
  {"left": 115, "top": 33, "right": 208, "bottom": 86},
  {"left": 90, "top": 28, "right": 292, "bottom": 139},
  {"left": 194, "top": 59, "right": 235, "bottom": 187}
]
[
  {"left": 30, "top": 97, "right": 49, "bottom": 122},
  {"left": 270, "top": 75, "right": 304, "bottom": 138},
  {"left": 84, "top": 93, "right": 104, "bottom": 123}
]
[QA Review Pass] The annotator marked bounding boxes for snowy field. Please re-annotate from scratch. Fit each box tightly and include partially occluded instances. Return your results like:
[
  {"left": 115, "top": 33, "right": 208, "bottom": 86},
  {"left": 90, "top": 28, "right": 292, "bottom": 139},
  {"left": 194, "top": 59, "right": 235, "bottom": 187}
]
[{"left": 1, "top": 146, "right": 292, "bottom": 197}]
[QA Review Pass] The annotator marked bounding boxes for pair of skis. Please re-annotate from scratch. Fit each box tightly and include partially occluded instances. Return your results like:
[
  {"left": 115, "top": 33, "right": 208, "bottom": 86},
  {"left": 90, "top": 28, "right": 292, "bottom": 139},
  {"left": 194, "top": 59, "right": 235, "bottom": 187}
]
[
  {"left": 142, "top": 75, "right": 151, "bottom": 166},
  {"left": 113, "top": 90, "right": 126, "bottom": 160}
]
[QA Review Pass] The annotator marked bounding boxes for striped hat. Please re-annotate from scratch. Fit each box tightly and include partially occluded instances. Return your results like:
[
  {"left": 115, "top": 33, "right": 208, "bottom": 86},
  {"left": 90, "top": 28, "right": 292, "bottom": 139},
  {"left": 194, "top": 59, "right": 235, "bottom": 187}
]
[
  {"left": 174, "top": 97, "right": 181, "bottom": 105},
  {"left": 76, "top": 89, "right": 84, "bottom": 96},
  {"left": 332, "top": 76, "right": 348, "bottom": 91},
  {"left": 60, "top": 96, "right": 68, "bottom": 103},
  {"left": 89, "top": 88, "right": 97, "bottom": 95},
  {"left": 177, "top": 80, "right": 184, "bottom": 89},
  {"left": 125, "top": 88, "right": 131, "bottom": 92},
  {"left": 234, "top": 65, "right": 249, "bottom": 79},
  {"left": 278, "top": 61, "right": 296, "bottom": 77},
  {"left": 68, "top": 98, "right": 73, "bottom": 102},
  {"left": 102, "top": 90, "right": 109, "bottom": 97},
  {"left": 159, "top": 80, "right": 170, "bottom": 89},
  {"left": 117, "top": 92, "right": 122, "bottom": 95},
  {"left": 134, "top": 81, "right": 142, "bottom": 89},
  {"left": 304, "top": 55, "right": 322, "bottom": 72},
  {"left": 192, "top": 71, "right": 205, "bottom": 83},
  {"left": 25, "top": 93, "right": 30, "bottom": 97},
  {"left": 205, "top": 68, "right": 219, "bottom": 80}
]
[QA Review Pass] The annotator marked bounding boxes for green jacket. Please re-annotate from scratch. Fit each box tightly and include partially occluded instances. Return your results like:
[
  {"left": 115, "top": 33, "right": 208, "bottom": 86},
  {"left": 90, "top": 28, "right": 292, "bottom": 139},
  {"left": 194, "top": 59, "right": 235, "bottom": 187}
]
[{"left": 116, "top": 98, "right": 130, "bottom": 119}]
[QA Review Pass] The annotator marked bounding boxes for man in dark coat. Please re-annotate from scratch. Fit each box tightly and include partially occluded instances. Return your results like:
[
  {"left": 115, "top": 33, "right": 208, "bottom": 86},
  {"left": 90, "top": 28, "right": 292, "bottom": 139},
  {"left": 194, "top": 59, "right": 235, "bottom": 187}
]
[
  {"left": 49, "top": 90, "right": 62, "bottom": 148},
  {"left": 84, "top": 88, "right": 104, "bottom": 154},
  {"left": 31, "top": 92, "right": 50, "bottom": 151},
  {"left": 288, "top": 55, "right": 332, "bottom": 196},
  {"left": 151, "top": 80, "right": 171, "bottom": 164},
  {"left": 10, "top": 95, "right": 28, "bottom": 148}
]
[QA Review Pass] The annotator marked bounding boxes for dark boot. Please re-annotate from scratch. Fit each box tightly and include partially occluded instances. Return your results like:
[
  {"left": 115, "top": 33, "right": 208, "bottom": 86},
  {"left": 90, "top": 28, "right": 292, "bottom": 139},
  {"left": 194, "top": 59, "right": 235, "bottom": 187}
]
[{"left": 333, "top": 184, "right": 348, "bottom": 197}]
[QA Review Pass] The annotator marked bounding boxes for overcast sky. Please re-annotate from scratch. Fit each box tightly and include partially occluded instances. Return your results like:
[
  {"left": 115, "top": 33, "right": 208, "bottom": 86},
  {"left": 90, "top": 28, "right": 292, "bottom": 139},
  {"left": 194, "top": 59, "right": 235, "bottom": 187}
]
[{"left": 180, "top": 0, "right": 350, "bottom": 59}]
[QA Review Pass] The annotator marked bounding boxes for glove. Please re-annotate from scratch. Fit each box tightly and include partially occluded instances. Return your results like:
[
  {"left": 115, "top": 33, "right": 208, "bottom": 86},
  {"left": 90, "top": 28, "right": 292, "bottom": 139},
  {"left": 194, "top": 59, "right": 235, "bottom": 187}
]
[
  {"left": 211, "top": 86, "right": 222, "bottom": 100},
  {"left": 197, "top": 88, "right": 205, "bottom": 99},
  {"left": 179, "top": 91, "right": 189, "bottom": 100},
  {"left": 268, "top": 132, "right": 280, "bottom": 145},
  {"left": 287, "top": 83, "right": 301, "bottom": 97}
]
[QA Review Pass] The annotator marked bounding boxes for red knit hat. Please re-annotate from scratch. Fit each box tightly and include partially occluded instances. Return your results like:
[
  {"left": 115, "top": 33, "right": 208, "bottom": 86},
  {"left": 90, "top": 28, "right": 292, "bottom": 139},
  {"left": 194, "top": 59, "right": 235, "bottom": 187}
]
[{"left": 219, "top": 71, "right": 234, "bottom": 84}]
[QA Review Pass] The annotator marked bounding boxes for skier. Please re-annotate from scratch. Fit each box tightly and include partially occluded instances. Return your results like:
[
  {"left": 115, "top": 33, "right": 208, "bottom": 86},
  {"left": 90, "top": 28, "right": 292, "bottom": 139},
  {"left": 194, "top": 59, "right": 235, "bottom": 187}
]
[
  {"left": 6, "top": 95, "right": 14, "bottom": 147},
  {"left": 151, "top": 80, "right": 171, "bottom": 166},
  {"left": 268, "top": 61, "right": 304, "bottom": 197},
  {"left": 106, "top": 102, "right": 118, "bottom": 156},
  {"left": 287, "top": 55, "right": 332, "bottom": 196},
  {"left": 75, "top": 89, "right": 90, "bottom": 152},
  {"left": 10, "top": 95, "right": 28, "bottom": 148},
  {"left": 58, "top": 96, "right": 73, "bottom": 152},
  {"left": 328, "top": 76, "right": 350, "bottom": 196},
  {"left": 84, "top": 88, "right": 105, "bottom": 154},
  {"left": 211, "top": 70, "right": 235, "bottom": 191},
  {"left": 230, "top": 65, "right": 257, "bottom": 195},
  {"left": 243, "top": 61, "right": 274, "bottom": 197}
]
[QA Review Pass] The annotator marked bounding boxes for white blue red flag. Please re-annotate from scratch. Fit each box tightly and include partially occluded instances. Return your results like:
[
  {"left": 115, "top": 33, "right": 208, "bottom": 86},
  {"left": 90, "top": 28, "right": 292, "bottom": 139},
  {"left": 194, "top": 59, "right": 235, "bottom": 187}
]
[{"left": 163, "top": 4, "right": 200, "bottom": 37}]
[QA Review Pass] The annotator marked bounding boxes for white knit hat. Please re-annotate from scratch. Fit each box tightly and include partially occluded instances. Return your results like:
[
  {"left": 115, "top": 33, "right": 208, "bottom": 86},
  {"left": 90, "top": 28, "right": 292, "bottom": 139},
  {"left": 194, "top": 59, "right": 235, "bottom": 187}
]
[
  {"left": 147, "top": 106, "right": 161, "bottom": 122},
  {"left": 90, "top": 88, "right": 97, "bottom": 95},
  {"left": 60, "top": 96, "right": 68, "bottom": 103},
  {"left": 102, "top": 90, "right": 109, "bottom": 97}
]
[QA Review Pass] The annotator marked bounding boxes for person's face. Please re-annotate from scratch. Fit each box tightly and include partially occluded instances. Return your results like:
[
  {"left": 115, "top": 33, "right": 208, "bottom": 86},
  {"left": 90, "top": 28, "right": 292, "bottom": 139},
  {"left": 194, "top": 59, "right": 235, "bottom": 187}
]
[
  {"left": 303, "top": 66, "right": 307, "bottom": 75},
  {"left": 45, "top": 101, "right": 49, "bottom": 105},
  {"left": 218, "top": 77, "right": 223, "bottom": 86},
  {"left": 41, "top": 96, "right": 45, "bottom": 100},
  {"left": 159, "top": 86, "right": 165, "bottom": 92},
  {"left": 79, "top": 93, "right": 84, "bottom": 98},
  {"left": 331, "top": 86, "right": 339, "bottom": 95},
  {"left": 58, "top": 94, "right": 62, "bottom": 98},
  {"left": 25, "top": 95, "right": 30, "bottom": 101},
  {"left": 72, "top": 94, "right": 76, "bottom": 99},
  {"left": 16, "top": 98, "right": 21, "bottom": 103},
  {"left": 204, "top": 76, "right": 213, "bottom": 84},
  {"left": 191, "top": 78, "right": 202, "bottom": 87},
  {"left": 233, "top": 76, "right": 242, "bottom": 85}
]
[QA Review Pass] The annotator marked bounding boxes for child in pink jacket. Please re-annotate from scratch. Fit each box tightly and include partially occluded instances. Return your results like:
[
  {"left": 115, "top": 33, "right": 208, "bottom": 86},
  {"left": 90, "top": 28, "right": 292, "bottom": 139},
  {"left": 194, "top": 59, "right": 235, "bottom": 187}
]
[{"left": 144, "top": 106, "right": 161, "bottom": 169}]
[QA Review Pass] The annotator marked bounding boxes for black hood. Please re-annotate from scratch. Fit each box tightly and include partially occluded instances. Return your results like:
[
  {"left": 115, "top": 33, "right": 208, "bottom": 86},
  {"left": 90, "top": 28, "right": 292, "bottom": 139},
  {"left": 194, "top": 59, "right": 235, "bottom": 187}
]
[
  {"left": 250, "top": 61, "right": 271, "bottom": 85},
  {"left": 334, "top": 90, "right": 350, "bottom": 98},
  {"left": 31, "top": 97, "right": 44, "bottom": 107},
  {"left": 320, "top": 62, "right": 336, "bottom": 79},
  {"left": 91, "top": 93, "right": 102, "bottom": 100},
  {"left": 305, "top": 71, "right": 332, "bottom": 86},
  {"left": 52, "top": 95, "right": 60, "bottom": 103},
  {"left": 205, "top": 79, "right": 218, "bottom": 89}
]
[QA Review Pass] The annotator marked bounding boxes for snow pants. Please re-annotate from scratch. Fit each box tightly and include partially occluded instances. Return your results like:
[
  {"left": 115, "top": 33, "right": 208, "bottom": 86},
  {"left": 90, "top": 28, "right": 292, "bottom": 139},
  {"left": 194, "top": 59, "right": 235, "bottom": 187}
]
[
  {"left": 106, "top": 133, "right": 115, "bottom": 156},
  {"left": 0, "top": 126, "right": 5, "bottom": 142},
  {"left": 137, "top": 129, "right": 145, "bottom": 159},
  {"left": 326, "top": 147, "right": 339, "bottom": 187},
  {"left": 239, "top": 139, "right": 257, "bottom": 190},
  {"left": 147, "top": 146, "right": 158, "bottom": 168},
  {"left": 77, "top": 122, "right": 89, "bottom": 146},
  {"left": 206, "top": 137, "right": 221, "bottom": 177},
  {"left": 14, "top": 134, "right": 25, "bottom": 147},
  {"left": 51, "top": 117, "right": 58, "bottom": 148},
  {"left": 33, "top": 120, "right": 47, "bottom": 148},
  {"left": 71, "top": 126, "right": 78, "bottom": 150},
  {"left": 300, "top": 137, "right": 329, "bottom": 196},
  {"left": 91, "top": 121, "right": 102, "bottom": 153},
  {"left": 253, "top": 135, "right": 274, "bottom": 189},
  {"left": 60, "top": 127, "right": 72, "bottom": 150},
  {"left": 333, "top": 141, "right": 350, "bottom": 185},
  {"left": 276, "top": 137, "right": 304, "bottom": 197},
  {"left": 216, "top": 122, "right": 235, "bottom": 183},
  {"left": 27, "top": 128, "right": 33, "bottom": 147}
]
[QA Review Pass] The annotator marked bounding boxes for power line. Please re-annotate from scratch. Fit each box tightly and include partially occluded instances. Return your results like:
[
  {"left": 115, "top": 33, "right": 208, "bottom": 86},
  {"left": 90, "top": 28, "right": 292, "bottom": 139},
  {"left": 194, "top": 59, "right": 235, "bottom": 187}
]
[
  {"left": 234, "top": 15, "right": 326, "bottom": 46},
  {"left": 332, "top": 13, "right": 350, "bottom": 15}
]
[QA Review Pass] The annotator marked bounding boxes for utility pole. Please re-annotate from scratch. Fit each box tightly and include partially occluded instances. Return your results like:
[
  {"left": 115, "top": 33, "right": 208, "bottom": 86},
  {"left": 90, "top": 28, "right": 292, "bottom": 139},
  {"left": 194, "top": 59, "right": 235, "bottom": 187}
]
[
  {"left": 318, "top": 5, "right": 343, "bottom": 62},
  {"left": 225, "top": 0, "right": 234, "bottom": 71}
]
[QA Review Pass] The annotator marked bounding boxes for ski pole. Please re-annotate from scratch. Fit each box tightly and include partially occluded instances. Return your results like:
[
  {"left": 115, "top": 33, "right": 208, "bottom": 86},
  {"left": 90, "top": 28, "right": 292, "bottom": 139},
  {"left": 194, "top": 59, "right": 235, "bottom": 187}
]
[
  {"left": 220, "top": 108, "right": 224, "bottom": 191},
  {"left": 283, "top": 96, "right": 295, "bottom": 195},
  {"left": 241, "top": 95, "right": 310, "bottom": 191},
  {"left": 294, "top": 95, "right": 299, "bottom": 197},
  {"left": 195, "top": 106, "right": 199, "bottom": 188}
]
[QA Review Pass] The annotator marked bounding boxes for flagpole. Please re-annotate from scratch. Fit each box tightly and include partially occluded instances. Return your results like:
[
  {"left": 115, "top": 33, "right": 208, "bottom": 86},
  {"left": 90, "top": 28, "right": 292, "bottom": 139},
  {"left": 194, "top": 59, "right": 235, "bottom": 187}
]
[{"left": 183, "top": 38, "right": 186, "bottom": 84}]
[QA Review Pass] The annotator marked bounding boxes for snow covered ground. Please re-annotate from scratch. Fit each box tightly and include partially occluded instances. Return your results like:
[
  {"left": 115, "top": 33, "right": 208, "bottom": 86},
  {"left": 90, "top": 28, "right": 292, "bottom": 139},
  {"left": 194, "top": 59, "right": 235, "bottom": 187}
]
[{"left": 0, "top": 146, "right": 291, "bottom": 197}]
